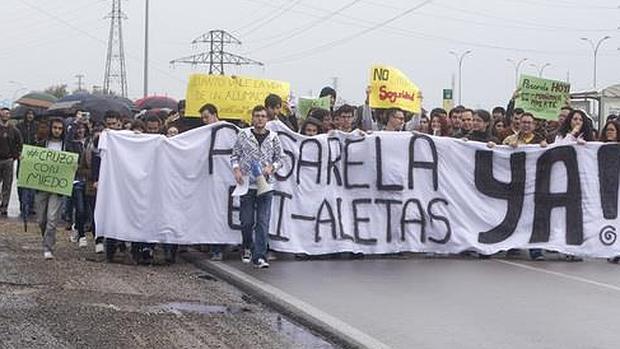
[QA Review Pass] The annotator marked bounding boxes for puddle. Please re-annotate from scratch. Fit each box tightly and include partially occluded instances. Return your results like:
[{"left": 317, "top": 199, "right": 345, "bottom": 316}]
[
  {"left": 197, "top": 274, "right": 217, "bottom": 281},
  {"left": 269, "top": 314, "right": 337, "bottom": 349},
  {"left": 151, "top": 302, "right": 249, "bottom": 316}
]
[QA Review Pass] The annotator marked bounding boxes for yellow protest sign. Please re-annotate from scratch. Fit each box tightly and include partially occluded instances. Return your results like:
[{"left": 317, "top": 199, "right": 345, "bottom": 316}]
[
  {"left": 368, "top": 65, "right": 422, "bottom": 113},
  {"left": 185, "top": 74, "right": 290, "bottom": 122}
]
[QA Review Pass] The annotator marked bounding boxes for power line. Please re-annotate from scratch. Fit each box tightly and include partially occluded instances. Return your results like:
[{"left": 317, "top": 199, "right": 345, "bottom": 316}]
[
  {"left": 494, "top": 0, "right": 619, "bottom": 9},
  {"left": 432, "top": 2, "right": 618, "bottom": 32},
  {"left": 239, "top": 0, "right": 304, "bottom": 37},
  {"left": 231, "top": 0, "right": 296, "bottom": 34},
  {"left": 18, "top": 0, "right": 188, "bottom": 94},
  {"left": 255, "top": 0, "right": 613, "bottom": 64},
  {"left": 361, "top": 0, "right": 616, "bottom": 32},
  {"left": 268, "top": 0, "right": 434, "bottom": 64},
  {"left": 248, "top": 0, "right": 362, "bottom": 54}
]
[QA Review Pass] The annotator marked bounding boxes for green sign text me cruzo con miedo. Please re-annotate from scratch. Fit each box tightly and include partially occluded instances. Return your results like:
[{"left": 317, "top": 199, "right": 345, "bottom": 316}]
[{"left": 18, "top": 145, "right": 79, "bottom": 197}]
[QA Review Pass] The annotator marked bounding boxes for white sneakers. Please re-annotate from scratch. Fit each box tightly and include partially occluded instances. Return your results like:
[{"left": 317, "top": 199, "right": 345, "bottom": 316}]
[
  {"left": 241, "top": 249, "right": 252, "bottom": 264},
  {"left": 95, "top": 243, "right": 104, "bottom": 254},
  {"left": 78, "top": 237, "right": 88, "bottom": 248},
  {"left": 254, "top": 258, "right": 269, "bottom": 269},
  {"left": 69, "top": 230, "right": 78, "bottom": 243},
  {"left": 43, "top": 251, "right": 54, "bottom": 260}
]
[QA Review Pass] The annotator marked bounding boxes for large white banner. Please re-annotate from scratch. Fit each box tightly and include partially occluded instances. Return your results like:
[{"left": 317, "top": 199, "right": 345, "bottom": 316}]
[{"left": 96, "top": 121, "right": 620, "bottom": 257}]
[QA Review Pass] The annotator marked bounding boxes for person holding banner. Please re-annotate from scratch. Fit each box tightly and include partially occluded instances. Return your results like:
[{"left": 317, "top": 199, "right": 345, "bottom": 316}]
[
  {"left": 493, "top": 112, "right": 548, "bottom": 260},
  {"left": 333, "top": 105, "right": 357, "bottom": 133},
  {"left": 383, "top": 108, "right": 406, "bottom": 132},
  {"left": 555, "top": 110, "right": 595, "bottom": 144},
  {"left": 600, "top": 120, "right": 620, "bottom": 263},
  {"left": 453, "top": 109, "right": 474, "bottom": 138},
  {"left": 265, "top": 94, "right": 298, "bottom": 132},
  {"left": 462, "top": 110, "right": 498, "bottom": 144},
  {"left": 300, "top": 116, "right": 323, "bottom": 136},
  {"left": 231, "top": 105, "right": 283, "bottom": 269},
  {"left": 499, "top": 113, "right": 546, "bottom": 149},
  {"left": 428, "top": 108, "right": 450, "bottom": 136},
  {"left": 198, "top": 103, "right": 227, "bottom": 261},
  {"left": 600, "top": 119, "right": 620, "bottom": 143},
  {"left": 199, "top": 103, "right": 219, "bottom": 126},
  {"left": 35, "top": 118, "right": 67, "bottom": 259},
  {"left": 448, "top": 106, "right": 464, "bottom": 136}
]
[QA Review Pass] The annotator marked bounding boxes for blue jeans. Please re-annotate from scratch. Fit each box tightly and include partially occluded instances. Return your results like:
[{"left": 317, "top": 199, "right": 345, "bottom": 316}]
[
  {"left": 18, "top": 187, "right": 35, "bottom": 218},
  {"left": 72, "top": 182, "right": 88, "bottom": 238},
  {"left": 240, "top": 189, "right": 273, "bottom": 263},
  {"left": 63, "top": 195, "right": 73, "bottom": 225}
]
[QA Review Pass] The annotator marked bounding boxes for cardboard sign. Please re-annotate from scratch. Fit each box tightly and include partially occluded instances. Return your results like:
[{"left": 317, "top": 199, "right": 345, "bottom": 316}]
[
  {"left": 185, "top": 74, "right": 290, "bottom": 123},
  {"left": 369, "top": 65, "right": 422, "bottom": 113},
  {"left": 515, "top": 75, "right": 570, "bottom": 121},
  {"left": 18, "top": 145, "right": 79, "bottom": 196},
  {"left": 296, "top": 96, "right": 331, "bottom": 119}
]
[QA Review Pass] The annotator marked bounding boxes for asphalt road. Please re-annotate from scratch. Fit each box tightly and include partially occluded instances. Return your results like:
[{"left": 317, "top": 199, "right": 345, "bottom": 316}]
[{"left": 229, "top": 255, "right": 620, "bottom": 349}]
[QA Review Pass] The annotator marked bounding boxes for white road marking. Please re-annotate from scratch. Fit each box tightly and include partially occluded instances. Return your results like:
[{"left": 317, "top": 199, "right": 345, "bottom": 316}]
[{"left": 495, "top": 259, "right": 620, "bottom": 293}]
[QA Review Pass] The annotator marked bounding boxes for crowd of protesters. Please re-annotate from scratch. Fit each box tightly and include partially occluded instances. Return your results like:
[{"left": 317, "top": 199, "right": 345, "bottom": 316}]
[{"left": 2, "top": 83, "right": 620, "bottom": 267}]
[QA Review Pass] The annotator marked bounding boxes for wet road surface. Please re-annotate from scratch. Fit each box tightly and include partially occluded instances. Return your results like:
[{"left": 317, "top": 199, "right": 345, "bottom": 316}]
[{"left": 228, "top": 255, "right": 620, "bottom": 348}]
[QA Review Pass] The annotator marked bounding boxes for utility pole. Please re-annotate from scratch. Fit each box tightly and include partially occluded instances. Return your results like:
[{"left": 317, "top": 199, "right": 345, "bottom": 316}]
[
  {"left": 143, "top": 0, "right": 149, "bottom": 97},
  {"left": 103, "top": 0, "right": 128, "bottom": 97},
  {"left": 170, "top": 30, "right": 263, "bottom": 74},
  {"left": 75, "top": 74, "right": 85, "bottom": 91}
]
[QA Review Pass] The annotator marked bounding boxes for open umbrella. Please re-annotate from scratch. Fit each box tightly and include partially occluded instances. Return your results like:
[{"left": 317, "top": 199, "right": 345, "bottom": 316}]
[
  {"left": 15, "top": 91, "right": 58, "bottom": 109},
  {"left": 10, "top": 105, "right": 47, "bottom": 119},
  {"left": 47, "top": 93, "right": 135, "bottom": 122},
  {"left": 135, "top": 96, "right": 178, "bottom": 111}
]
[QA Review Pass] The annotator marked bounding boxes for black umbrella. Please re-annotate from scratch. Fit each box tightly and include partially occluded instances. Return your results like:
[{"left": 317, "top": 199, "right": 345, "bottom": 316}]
[
  {"left": 47, "top": 93, "right": 135, "bottom": 122},
  {"left": 10, "top": 104, "right": 47, "bottom": 119}
]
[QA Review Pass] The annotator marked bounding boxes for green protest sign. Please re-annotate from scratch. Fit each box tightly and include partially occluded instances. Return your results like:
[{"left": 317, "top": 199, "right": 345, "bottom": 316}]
[
  {"left": 17, "top": 145, "right": 79, "bottom": 196},
  {"left": 515, "top": 75, "right": 570, "bottom": 121},
  {"left": 296, "top": 96, "right": 331, "bottom": 119}
]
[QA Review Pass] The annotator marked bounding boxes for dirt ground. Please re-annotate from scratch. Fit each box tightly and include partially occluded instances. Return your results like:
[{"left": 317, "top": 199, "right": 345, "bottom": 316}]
[{"left": 0, "top": 218, "right": 335, "bottom": 349}]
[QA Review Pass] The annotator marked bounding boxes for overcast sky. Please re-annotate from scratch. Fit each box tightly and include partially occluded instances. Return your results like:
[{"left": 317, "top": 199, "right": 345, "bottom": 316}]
[{"left": 1, "top": 0, "right": 619, "bottom": 109}]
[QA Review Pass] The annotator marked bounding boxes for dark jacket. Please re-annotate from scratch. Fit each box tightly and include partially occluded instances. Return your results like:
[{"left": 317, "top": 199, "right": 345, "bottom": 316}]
[
  {"left": 277, "top": 114, "right": 299, "bottom": 132},
  {"left": 16, "top": 120, "right": 36, "bottom": 146},
  {"left": 0, "top": 123, "right": 23, "bottom": 160},
  {"left": 65, "top": 138, "right": 89, "bottom": 181},
  {"left": 466, "top": 130, "right": 499, "bottom": 143}
]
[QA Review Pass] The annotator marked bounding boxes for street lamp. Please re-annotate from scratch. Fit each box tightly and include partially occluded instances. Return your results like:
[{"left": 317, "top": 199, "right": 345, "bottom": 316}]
[
  {"left": 11, "top": 87, "right": 29, "bottom": 107},
  {"left": 581, "top": 35, "right": 611, "bottom": 89},
  {"left": 529, "top": 63, "right": 552, "bottom": 78},
  {"left": 507, "top": 58, "right": 528, "bottom": 88},
  {"left": 449, "top": 49, "right": 472, "bottom": 105},
  {"left": 143, "top": 0, "right": 149, "bottom": 98}
]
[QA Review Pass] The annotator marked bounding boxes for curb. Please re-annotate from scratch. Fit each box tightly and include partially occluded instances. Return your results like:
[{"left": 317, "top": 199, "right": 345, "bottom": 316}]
[{"left": 183, "top": 252, "right": 391, "bottom": 349}]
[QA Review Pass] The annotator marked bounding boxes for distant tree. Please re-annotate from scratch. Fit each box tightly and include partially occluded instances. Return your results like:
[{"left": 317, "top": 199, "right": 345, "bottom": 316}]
[{"left": 44, "top": 84, "right": 69, "bottom": 99}]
